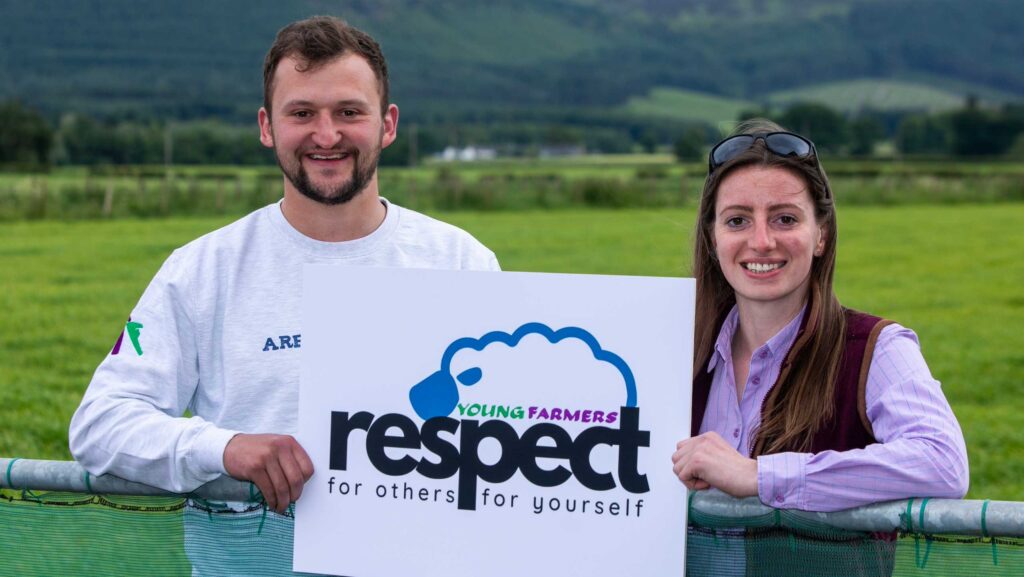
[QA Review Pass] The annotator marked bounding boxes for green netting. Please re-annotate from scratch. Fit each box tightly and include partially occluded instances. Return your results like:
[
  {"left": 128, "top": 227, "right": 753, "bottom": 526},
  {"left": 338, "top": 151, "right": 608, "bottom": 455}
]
[
  {"left": 687, "top": 503, "right": 1024, "bottom": 577},
  {"left": 2, "top": 490, "right": 190, "bottom": 574},
  {"left": 4, "top": 489, "right": 1022, "bottom": 576},
  {"left": 1, "top": 489, "right": 318, "bottom": 577}
]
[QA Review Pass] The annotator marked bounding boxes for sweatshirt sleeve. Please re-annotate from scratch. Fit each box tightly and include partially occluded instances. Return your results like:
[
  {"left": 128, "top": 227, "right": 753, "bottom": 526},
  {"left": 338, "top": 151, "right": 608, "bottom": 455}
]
[
  {"left": 756, "top": 324, "right": 969, "bottom": 511},
  {"left": 480, "top": 250, "right": 501, "bottom": 272},
  {"left": 69, "top": 249, "right": 239, "bottom": 493}
]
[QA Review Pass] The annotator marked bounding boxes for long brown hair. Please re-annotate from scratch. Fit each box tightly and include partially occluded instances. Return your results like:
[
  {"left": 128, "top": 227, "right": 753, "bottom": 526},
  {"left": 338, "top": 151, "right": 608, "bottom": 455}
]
[{"left": 692, "top": 119, "right": 845, "bottom": 455}]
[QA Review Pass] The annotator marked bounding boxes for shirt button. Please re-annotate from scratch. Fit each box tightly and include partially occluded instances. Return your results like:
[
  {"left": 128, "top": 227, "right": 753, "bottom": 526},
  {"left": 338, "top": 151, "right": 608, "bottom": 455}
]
[
  {"left": 775, "top": 495, "right": 784, "bottom": 504},
  {"left": 759, "top": 350, "right": 768, "bottom": 359},
  {"left": 752, "top": 376, "right": 761, "bottom": 385},
  {"left": 732, "top": 428, "right": 740, "bottom": 438}
]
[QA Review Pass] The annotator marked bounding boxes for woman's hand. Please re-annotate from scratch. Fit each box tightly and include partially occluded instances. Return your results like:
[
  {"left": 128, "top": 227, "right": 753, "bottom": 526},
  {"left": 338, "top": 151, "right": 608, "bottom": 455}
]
[{"left": 671, "top": 432, "right": 759, "bottom": 498}]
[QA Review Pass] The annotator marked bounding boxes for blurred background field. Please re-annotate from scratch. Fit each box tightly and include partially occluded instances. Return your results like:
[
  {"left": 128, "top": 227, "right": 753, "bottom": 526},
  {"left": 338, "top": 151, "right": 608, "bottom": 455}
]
[
  {"left": 2, "top": 0, "right": 1023, "bottom": 504},
  {"left": 2, "top": 197, "right": 1023, "bottom": 499},
  {"left": 1, "top": 158, "right": 1022, "bottom": 220}
]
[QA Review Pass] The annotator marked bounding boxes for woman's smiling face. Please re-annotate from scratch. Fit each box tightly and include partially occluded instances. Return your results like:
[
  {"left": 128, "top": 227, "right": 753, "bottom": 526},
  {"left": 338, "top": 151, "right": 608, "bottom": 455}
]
[{"left": 713, "top": 164, "right": 825, "bottom": 313}]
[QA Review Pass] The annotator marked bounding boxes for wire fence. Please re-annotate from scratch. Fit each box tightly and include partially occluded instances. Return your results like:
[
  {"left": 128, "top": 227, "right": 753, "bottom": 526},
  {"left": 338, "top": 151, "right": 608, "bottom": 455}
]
[{"left": 4, "top": 458, "right": 1024, "bottom": 576}]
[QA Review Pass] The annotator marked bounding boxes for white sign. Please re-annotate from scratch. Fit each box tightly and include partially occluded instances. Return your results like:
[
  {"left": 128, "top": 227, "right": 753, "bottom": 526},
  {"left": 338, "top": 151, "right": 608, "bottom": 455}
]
[{"left": 296, "top": 267, "right": 694, "bottom": 577}]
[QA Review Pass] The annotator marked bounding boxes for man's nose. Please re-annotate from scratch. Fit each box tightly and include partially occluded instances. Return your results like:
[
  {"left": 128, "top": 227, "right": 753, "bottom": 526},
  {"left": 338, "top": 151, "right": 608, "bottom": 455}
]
[{"left": 310, "top": 115, "right": 342, "bottom": 148}]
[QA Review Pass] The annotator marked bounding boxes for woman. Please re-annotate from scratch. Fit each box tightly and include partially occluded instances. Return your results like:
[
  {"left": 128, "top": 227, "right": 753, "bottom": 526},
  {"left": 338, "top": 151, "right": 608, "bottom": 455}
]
[{"left": 672, "top": 120, "right": 968, "bottom": 512}]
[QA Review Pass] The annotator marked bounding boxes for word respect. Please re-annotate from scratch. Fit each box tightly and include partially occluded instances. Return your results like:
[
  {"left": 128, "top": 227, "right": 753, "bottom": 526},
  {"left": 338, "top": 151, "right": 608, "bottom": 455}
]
[{"left": 329, "top": 407, "right": 650, "bottom": 510}]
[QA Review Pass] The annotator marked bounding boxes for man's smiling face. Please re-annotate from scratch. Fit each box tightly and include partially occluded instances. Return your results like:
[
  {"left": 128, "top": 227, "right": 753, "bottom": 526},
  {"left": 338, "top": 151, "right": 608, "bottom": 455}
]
[{"left": 258, "top": 53, "right": 397, "bottom": 206}]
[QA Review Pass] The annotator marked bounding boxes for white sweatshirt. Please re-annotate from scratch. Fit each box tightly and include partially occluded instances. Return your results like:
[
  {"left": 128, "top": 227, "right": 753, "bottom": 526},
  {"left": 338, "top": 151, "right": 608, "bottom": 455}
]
[{"left": 69, "top": 199, "right": 499, "bottom": 492}]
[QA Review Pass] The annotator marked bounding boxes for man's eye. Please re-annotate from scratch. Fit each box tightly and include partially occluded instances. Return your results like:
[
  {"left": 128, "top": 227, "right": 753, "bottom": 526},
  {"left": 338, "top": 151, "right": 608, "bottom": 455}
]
[
  {"left": 341, "top": 109, "right": 357, "bottom": 117},
  {"left": 293, "top": 110, "right": 312, "bottom": 118}
]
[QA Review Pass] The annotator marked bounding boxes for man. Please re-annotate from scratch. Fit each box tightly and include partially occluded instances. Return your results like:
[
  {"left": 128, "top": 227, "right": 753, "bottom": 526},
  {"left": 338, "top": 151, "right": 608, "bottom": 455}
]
[{"left": 69, "top": 16, "right": 499, "bottom": 515}]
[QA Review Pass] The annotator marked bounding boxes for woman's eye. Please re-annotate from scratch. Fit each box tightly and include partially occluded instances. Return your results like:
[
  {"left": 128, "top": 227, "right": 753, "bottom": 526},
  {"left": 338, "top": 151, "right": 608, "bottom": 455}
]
[
  {"left": 725, "top": 217, "right": 746, "bottom": 227},
  {"left": 777, "top": 215, "right": 797, "bottom": 225}
]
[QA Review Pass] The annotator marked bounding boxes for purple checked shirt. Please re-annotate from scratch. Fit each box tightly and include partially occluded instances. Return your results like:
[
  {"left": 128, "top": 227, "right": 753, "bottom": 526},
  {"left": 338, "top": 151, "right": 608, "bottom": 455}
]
[{"left": 699, "top": 305, "right": 969, "bottom": 512}]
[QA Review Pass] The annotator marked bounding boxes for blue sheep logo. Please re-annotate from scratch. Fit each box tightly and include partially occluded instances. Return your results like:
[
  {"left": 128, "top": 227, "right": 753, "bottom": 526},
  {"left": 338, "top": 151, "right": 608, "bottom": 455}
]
[{"left": 408, "top": 322, "right": 636, "bottom": 420}]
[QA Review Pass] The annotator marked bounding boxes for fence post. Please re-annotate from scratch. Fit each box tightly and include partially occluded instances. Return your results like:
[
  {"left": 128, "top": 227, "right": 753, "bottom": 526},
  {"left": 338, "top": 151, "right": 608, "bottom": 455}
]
[
  {"left": 102, "top": 180, "right": 114, "bottom": 217},
  {"left": 160, "top": 171, "right": 171, "bottom": 215},
  {"left": 136, "top": 175, "right": 146, "bottom": 213},
  {"left": 679, "top": 168, "right": 688, "bottom": 206},
  {"left": 30, "top": 177, "right": 48, "bottom": 219}
]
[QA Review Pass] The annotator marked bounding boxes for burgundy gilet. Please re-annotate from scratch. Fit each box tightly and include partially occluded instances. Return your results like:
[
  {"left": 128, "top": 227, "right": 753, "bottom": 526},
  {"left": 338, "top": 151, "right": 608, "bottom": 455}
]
[{"left": 691, "top": 307, "right": 893, "bottom": 456}]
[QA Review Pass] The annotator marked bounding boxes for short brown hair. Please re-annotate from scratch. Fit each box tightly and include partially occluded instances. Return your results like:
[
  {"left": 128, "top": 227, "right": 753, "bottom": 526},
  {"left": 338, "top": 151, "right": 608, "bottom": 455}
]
[{"left": 262, "top": 16, "right": 390, "bottom": 116}]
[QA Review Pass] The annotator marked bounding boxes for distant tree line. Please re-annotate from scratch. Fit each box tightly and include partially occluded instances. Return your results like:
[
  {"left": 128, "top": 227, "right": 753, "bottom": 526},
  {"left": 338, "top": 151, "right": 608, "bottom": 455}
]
[
  {"left": 0, "top": 101, "right": 694, "bottom": 168},
  {"left": 0, "top": 102, "right": 53, "bottom": 170},
  {"left": 2, "top": 98, "right": 1024, "bottom": 171},
  {"left": 675, "top": 100, "right": 1024, "bottom": 161},
  {"left": 0, "top": 105, "right": 275, "bottom": 169}
]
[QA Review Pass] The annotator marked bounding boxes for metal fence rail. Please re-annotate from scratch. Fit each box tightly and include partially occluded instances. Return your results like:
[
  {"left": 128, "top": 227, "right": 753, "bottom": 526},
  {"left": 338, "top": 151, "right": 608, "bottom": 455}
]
[
  {"left": 2, "top": 458, "right": 249, "bottom": 502},
  {"left": 3, "top": 458, "right": 1023, "bottom": 536}
]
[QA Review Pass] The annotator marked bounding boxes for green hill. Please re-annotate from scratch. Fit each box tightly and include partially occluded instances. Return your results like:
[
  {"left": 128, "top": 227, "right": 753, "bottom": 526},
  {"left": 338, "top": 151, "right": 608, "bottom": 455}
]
[
  {"left": 622, "top": 88, "right": 755, "bottom": 125},
  {"left": 622, "top": 78, "right": 1022, "bottom": 126},
  {"left": 1, "top": 0, "right": 1022, "bottom": 123},
  {"left": 767, "top": 79, "right": 995, "bottom": 113}
]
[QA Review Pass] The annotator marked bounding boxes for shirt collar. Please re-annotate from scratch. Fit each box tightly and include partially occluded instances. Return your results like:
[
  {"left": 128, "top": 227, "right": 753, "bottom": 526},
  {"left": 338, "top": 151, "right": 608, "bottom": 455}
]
[
  {"left": 706, "top": 302, "right": 808, "bottom": 373},
  {"left": 707, "top": 305, "right": 740, "bottom": 373}
]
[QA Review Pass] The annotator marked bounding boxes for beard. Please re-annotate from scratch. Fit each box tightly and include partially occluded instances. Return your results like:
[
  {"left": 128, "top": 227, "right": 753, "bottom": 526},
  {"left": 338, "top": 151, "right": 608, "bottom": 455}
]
[{"left": 276, "top": 144, "right": 381, "bottom": 206}]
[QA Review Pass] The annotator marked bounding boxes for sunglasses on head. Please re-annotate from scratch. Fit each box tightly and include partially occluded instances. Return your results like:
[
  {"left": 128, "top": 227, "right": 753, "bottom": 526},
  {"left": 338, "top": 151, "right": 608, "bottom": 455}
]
[{"left": 708, "top": 131, "right": 816, "bottom": 173}]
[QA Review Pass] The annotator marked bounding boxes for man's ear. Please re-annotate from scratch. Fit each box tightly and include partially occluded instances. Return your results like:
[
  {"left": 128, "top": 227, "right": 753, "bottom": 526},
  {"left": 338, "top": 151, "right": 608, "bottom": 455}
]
[
  {"left": 380, "top": 104, "right": 399, "bottom": 149},
  {"left": 258, "top": 107, "right": 274, "bottom": 148}
]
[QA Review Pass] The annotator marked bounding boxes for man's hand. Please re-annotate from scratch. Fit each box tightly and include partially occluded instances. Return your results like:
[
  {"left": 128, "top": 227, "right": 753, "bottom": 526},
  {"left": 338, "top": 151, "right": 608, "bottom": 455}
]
[
  {"left": 671, "top": 432, "right": 758, "bottom": 498},
  {"left": 223, "top": 434, "right": 314, "bottom": 513}
]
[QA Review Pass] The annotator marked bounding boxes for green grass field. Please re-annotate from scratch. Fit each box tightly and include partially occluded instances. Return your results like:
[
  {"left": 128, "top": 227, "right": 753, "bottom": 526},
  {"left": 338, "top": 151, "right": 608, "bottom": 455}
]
[
  {"left": 1, "top": 204, "right": 1023, "bottom": 500},
  {"left": 3, "top": 161, "right": 1022, "bottom": 222}
]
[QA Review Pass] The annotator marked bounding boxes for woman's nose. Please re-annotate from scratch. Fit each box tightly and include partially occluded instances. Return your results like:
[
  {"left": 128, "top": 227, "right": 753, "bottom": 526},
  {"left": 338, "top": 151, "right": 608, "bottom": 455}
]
[{"left": 749, "top": 221, "right": 775, "bottom": 251}]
